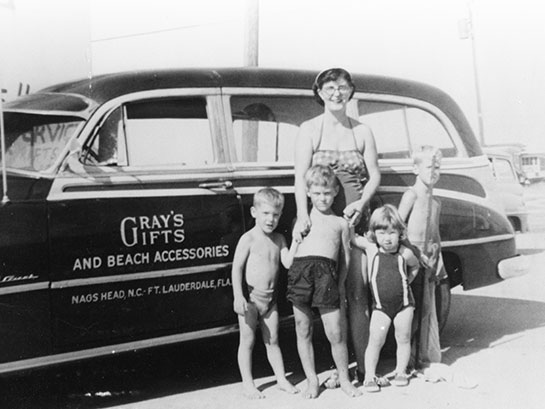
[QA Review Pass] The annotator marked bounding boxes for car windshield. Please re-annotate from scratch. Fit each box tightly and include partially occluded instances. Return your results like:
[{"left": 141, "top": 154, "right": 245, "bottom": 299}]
[{"left": 1, "top": 112, "right": 84, "bottom": 172}]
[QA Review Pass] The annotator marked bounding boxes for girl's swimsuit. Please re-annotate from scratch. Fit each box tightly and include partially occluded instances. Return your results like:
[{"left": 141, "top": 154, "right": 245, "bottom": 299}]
[
  {"left": 368, "top": 246, "right": 415, "bottom": 320},
  {"left": 311, "top": 118, "right": 369, "bottom": 230}
]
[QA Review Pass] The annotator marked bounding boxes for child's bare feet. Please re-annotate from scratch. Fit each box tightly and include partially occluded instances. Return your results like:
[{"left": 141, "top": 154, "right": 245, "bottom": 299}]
[
  {"left": 242, "top": 383, "right": 265, "bottom": 399},
  {"left": 301, "top": 377, "right": 320, "bottom": 399},
  {"left": 340, "top": 379, "right": 362, "bottom": 397},
  {"left": 277, "top": 378, "right": 299, "bottom": 394}
]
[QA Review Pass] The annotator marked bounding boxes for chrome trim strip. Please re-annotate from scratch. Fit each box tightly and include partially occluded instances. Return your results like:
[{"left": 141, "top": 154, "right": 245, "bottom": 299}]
[
  {"left": 48, "top": 169, "right": 235, "bottom": 202},
  {"left": 3, "top": 169, "right": 56, "bottom": 179},
  {"left": 234, "top": 185, "right": 293, "bottom": 195},
  {"left": 51, "top": 263, "right": 231, "bottom": 289},
  {"left": 48, "top": 187, "right": 220, "bottom": 201},
  {"left": 0, "top": 282, "right": 49, "bottom": 295},
  {"left": 377, "top": 185, "right": 486, "bottom": 202},
  {"left": 379, "top": 156, "right": 491, "bottom": 171},
  {"left": 4, "top": 108, "right": 89, "bottom": 119},
  {"left": 0, "top": 95, "right": 7, "bottom": 201},
  {"left": 441, "top": 234, "right": 514, "bottom": 248},
  {"left": 221, "top": 87, "right": 313, "bottom": 96},
  {"left": 0, "top": 324, "right": 240, "bottom": 374},
  {"left": 229, "top": 169, "right": 293, "bottom": 177}
]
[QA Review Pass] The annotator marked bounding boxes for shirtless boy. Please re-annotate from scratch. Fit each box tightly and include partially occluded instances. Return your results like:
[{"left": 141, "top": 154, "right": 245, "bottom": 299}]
[
  {"left": 232, "top": 187, "right": 299, "bottom": 399},
  {"left": 398, "top": 145, "right": 446, "bottom": 367},
  {"left": 287, "top": 165, "right": 362, "bottom": 399}
]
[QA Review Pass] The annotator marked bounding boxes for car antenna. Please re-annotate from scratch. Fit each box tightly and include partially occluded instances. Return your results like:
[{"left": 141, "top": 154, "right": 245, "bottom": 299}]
[{"left": 0, "top": 93, "right": 9, "bottom": 204}]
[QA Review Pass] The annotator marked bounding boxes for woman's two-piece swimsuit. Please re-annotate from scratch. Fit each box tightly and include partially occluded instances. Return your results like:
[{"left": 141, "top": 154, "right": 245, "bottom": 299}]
[
  {"left": 287, "top": 119, "right": 370, "bottom": 310},
  {"left": 311, "top": 118, "right": 369, "bottom": 222},
  {"left": 368, "top": 246, "right": 415, "bottom": 320}
]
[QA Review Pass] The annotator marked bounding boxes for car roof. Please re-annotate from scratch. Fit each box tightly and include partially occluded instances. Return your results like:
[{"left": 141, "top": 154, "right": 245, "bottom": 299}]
[
  {"left": 38, "top": 67, "right": 454, "bottom": 108},
  {"left": 25, "top": 67, "right": 481, "bottom": 156}
]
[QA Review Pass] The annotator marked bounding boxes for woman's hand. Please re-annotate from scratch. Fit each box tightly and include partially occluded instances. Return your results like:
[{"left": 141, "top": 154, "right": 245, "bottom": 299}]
[
  {"left": 343, "top": 200, "right": 365, "bottom": 227},
  {"left": 292, "top": 216, "right": 311, "bottom": 242}
]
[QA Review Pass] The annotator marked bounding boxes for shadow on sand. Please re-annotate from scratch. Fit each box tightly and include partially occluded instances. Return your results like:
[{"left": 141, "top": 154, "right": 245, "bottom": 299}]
[
  {"left": 0, "top": 320, "right": 333, "bottom": 409},
  {"left": 440, "top": 293, "right": 545, "bottom": 365},
  {"left": 2, "top": 293, "right": 545, "bottom": 408}
]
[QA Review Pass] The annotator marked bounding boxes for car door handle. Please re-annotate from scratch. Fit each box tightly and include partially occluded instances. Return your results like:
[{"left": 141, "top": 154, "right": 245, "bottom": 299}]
[{"left": 198, "top": 181, "right": 234, "bottom": 190}]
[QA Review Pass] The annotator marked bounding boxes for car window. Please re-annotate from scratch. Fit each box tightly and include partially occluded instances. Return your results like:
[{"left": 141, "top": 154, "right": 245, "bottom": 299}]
[
  {"left": 491, "top": 157, "right": 517, "bottom": 182},
  {"left": 229, "top": 95, "right": 321, "bottom": 165},
  {"left": 2, "top": 112, "right": 82, "bottom": 172},
  {"left": 228, "top": 96, "right": 458, "bottom": 166},
  {"left": 356, "top": 101, "right": 457, "bottom": 159},
  {"left": 83, "top": 97, "right": 216, "bottom": 167}
]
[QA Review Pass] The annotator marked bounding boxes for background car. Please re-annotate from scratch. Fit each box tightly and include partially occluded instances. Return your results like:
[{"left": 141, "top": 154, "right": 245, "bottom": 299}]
[{"left": 484, "top": 146, "right": 529, "bottom": 233}]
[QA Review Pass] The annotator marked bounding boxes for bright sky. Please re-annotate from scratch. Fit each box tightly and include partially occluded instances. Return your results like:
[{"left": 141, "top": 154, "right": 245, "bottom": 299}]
[{"left": 2, "top": 0, "right": 544, "bottom": 149}]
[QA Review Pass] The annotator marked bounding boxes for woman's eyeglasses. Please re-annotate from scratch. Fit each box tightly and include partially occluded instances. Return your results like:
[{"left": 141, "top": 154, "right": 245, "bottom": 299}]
[{"left": 321, "top": 85, "right": 352, "bottom": 96}]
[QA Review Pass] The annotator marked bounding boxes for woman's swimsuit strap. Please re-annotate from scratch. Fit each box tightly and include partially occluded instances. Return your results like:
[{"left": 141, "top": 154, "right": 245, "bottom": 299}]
[{"left": 314, "top": 117, "right": 358, "bottom": 151}]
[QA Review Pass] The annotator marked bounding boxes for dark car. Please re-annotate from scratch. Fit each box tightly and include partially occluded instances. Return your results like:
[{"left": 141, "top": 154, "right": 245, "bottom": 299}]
[{"left": 0, "top": 68, "right": 525, "bottom": 373}]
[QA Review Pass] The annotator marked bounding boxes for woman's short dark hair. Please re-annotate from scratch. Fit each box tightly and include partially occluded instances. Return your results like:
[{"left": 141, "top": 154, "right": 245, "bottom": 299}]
[{"left": 312, "top": 67, "right": 355, "bottom": 106}]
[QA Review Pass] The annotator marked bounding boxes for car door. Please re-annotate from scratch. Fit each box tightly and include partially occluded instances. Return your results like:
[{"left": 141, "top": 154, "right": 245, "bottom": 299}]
[{"left": 47, "top": 91, "right": 244, "bottom": 352}]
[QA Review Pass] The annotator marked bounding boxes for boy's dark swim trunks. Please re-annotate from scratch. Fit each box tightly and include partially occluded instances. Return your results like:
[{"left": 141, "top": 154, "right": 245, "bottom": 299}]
[{"left": 287, "top": 256, "right": 340, "bottom": 309}]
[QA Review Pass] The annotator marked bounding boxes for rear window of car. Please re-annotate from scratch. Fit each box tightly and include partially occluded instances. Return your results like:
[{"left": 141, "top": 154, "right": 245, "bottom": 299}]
[
  {"left": 356, "top": 100, "right": 458, "bottom": 159},
  {"left": 3, "top": 112, "right": 83, "bottom": 172}
]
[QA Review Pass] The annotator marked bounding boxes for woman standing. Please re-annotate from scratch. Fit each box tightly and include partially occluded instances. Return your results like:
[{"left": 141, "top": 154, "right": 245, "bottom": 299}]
[{"left": 293, "top": 68, "right": 381, "bottom": 382}]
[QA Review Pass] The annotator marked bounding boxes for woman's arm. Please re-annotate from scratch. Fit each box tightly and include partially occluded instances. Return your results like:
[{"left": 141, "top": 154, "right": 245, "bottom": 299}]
[
  {"left": 360, "top": 126, "right": 381, "bottom": 208},
  {"left": 343, "top": 125, "right": 381, "bottom": 224},
  {"left": 293, "top": 121, "right": 315, "bottom": 238}
]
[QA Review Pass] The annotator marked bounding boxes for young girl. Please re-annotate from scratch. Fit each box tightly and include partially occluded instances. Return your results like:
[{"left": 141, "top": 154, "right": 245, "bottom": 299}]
[{"left": 351, "top": 204, "right": 420, "bottom": 392}]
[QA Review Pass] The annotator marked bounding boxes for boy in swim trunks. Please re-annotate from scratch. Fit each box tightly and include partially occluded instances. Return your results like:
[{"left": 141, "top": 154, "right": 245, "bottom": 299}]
[
  {"left": 398, "top": 146, "right": 447, "bottom": 369},
  {"left": 287, "top": 165, "right": 362, "bottom": 399},
  {"left": 232, "top": 187, "right": 300, "bottom": 399},
  {"left": 351, "top": 204, "right": 420, "bottom": 391}
]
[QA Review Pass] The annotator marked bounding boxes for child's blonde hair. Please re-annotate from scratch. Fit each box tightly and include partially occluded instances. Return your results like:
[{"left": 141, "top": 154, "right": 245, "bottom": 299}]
[
  {"left": 305, "top": 165, "right": 339, "bottom": 190},
  {"left": 367, "top": 204, "right": 407, "bottom": 243},
  {"left": 253, "top": 187, "right": 285, "bottom": 209},
  {"left": 412, "top": 145, "right": 442, "bottom": 165}
]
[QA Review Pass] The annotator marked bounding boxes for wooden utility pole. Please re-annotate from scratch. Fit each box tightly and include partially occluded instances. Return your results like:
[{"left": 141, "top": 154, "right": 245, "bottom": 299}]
[
  {"left": 241, "top": 0, "right": 259, "bottom": 161},
  {"left": 244, "top": 0, "right": 259, "bottom": 67},
  {"left": 459, "top": 2, "right": 485, "bottom": 146}
]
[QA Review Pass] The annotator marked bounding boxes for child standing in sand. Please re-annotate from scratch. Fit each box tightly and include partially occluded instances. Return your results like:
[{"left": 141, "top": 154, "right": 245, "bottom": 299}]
[
  {"left": 232, "top": 187, "right": 300, "bottom": 399},
  {"left": 398, "top": 145, "right": 446, "bottom": 368},
  {"left": 351, "top": 204, "right": 421, "bottom": 392},
  {"left": 287, "top": 165, "right": 362, "bottom": 399}
]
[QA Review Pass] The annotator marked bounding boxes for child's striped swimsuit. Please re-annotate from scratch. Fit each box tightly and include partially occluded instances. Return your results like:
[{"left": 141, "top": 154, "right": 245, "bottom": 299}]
[{"left": 368, "top": 247, "right": 415, "bottom": 320}]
